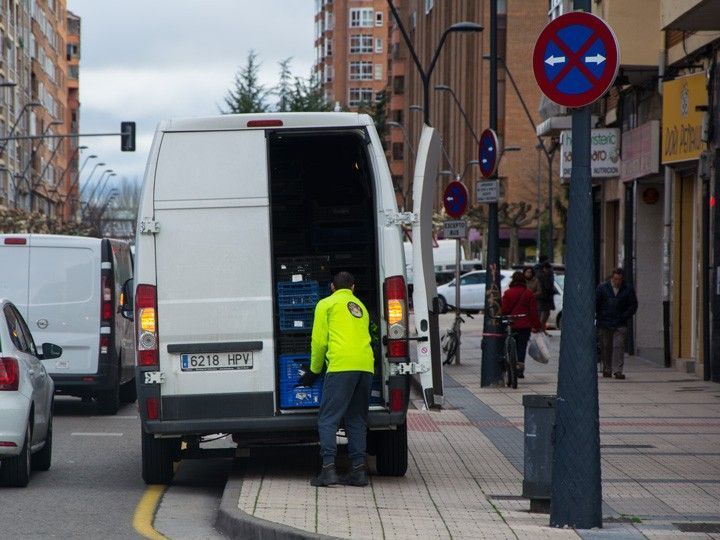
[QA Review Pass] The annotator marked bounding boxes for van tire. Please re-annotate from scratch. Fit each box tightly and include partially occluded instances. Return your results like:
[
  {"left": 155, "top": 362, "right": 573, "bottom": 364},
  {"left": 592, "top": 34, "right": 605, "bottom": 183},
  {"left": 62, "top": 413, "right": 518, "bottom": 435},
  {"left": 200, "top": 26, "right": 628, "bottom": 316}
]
[
  {"left": 374, "top": 422, "right": 408, "bottom": 477},
  {"left": 31, "top": 414, "right": 52, "bottom": 472},
  {"left": 119, "top": 378, "right": 137, "bottom": 404},
  {"left": 0, "top": 423, "right": 31, "bottom": 487},
  {"left": 96, "top": 382, "right": 120, "bottom": 415},
  {"left": 141, "top": 431, "right": 176, "bottom": 485}
]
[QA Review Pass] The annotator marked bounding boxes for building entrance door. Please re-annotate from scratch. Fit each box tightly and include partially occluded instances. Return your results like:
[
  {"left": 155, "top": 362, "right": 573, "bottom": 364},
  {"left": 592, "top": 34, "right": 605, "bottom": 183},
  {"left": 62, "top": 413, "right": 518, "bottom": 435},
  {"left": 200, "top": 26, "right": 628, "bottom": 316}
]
[{"left": 674, "top": 173, "right": 696, "bottom": 360}]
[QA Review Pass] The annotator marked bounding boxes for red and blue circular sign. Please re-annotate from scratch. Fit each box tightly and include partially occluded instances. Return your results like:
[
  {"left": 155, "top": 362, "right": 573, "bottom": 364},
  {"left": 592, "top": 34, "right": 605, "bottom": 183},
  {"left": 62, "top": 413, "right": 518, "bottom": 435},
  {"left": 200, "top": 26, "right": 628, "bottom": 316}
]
[
  {"left": 443, "top": 181, "right": 468, "bottom": 218},
  {"left": 533, "top": 12, "right": 619, "bottom": 109},
  {"left": 479, "top": 128, "right": 499, "bottom": 179}
]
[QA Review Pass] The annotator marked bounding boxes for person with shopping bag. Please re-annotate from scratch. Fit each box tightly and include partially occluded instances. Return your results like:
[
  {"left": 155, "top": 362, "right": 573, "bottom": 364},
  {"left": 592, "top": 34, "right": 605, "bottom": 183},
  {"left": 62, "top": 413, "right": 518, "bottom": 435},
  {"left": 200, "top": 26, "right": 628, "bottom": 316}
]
[{"left": 501, "top": 271, "right": 542, "bottom": 378}]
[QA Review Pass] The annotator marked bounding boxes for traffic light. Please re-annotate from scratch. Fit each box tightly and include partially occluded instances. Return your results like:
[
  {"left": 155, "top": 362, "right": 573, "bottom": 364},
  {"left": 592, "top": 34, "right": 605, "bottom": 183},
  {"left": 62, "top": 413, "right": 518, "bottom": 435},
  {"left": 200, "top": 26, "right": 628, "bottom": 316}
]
[{"left": 121, "top": 121, "right": 136, "bottom": 152}]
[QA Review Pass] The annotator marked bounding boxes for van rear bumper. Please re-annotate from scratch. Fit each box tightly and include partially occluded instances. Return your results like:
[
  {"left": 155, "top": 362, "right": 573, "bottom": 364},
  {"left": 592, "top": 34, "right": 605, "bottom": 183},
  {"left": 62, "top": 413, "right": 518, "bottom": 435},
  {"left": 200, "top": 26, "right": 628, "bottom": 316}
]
[
  {"left": 143, "top": 409, "right": 407, "bottom": 436},
  {"left": 51, "top": 362, "right": 115, "bottom": 394}
]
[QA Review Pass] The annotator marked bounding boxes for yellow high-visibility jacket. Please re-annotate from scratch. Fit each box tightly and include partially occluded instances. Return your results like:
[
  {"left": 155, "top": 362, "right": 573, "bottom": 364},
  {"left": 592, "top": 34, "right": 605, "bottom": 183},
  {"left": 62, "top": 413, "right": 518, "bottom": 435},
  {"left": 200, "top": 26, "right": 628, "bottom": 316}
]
[{"left": 309, "top": 288, "right": 374, "bottom": 375}]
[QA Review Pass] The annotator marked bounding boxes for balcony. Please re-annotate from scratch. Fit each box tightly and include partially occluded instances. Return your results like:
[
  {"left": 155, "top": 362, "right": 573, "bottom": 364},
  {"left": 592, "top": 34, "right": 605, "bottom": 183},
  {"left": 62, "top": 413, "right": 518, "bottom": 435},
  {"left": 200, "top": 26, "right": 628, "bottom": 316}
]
[{"left": 662, "top": 0, "right": 720, "bottom": 31}]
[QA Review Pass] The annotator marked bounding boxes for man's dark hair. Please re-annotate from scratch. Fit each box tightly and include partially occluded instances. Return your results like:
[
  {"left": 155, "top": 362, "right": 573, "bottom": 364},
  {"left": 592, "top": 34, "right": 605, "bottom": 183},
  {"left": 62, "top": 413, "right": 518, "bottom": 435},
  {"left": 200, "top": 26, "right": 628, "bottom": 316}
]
[
  {"left": 333, "top": 271, "right": 355, "bottom": 291},
  {"left": 539, "top": 255, "right": 549, "bottom": 264},
  {"left": 612, "top": 267, "right": 624, "bottom": 277}
]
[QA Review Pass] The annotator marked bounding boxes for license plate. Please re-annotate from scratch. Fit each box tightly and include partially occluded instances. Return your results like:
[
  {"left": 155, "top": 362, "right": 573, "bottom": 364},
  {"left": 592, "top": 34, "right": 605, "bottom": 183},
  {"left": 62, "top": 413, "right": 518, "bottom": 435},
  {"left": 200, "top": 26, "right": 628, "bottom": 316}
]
[{"left": 180, "top": 352, "right": 253, "bottom": 371}]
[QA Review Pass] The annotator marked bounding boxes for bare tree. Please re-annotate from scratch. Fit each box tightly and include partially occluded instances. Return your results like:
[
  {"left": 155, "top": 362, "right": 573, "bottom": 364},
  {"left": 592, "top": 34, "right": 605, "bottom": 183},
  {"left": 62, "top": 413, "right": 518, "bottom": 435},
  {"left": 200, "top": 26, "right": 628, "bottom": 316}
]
[{"left": 499, "top": 201, "right": 537, "bottom": 266}]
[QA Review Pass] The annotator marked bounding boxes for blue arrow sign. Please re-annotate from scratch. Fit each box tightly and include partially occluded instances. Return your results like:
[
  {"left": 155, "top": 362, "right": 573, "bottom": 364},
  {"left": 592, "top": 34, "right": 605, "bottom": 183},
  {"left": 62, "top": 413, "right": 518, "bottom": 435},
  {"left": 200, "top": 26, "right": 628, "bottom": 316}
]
[{"left": 479, "top": 129, "right": 498, "bottom": 179}]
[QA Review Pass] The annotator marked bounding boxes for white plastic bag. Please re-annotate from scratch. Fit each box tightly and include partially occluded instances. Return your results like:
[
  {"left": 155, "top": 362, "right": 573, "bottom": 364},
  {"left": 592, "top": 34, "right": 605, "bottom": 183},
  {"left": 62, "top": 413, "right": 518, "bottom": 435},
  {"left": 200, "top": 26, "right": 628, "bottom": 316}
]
[{"left": 528, "top": 333, "right": 550, "bottom": 364}]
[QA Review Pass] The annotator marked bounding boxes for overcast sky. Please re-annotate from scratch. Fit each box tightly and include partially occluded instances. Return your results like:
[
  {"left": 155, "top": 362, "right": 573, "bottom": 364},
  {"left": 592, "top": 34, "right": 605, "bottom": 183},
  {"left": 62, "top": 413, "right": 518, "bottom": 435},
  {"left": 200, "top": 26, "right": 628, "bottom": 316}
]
[{"left": 67, "top": 1, "right": 316, "bottom": 186}]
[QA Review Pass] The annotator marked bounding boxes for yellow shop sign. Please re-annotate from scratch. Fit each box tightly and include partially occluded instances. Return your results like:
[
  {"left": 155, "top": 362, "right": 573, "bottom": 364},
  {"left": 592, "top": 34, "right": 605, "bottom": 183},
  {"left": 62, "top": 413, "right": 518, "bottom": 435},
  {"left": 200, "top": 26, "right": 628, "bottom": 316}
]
[{"left": 661, "top": 72, "right": 708, "bottom": 164}]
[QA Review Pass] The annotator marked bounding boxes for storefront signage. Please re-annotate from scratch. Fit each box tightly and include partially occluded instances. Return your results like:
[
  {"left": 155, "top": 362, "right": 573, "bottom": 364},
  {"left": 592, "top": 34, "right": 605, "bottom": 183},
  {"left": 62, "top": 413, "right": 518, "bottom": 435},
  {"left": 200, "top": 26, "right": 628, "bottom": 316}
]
[
  {"left": 560, "top": 128, "right": 620, "bottom": 178},
  {"left": 661, "top": 72, "right": 708, "bottom": 164},
  {"left": 620, "top": 121, "right": 660, "bottom": 182}
]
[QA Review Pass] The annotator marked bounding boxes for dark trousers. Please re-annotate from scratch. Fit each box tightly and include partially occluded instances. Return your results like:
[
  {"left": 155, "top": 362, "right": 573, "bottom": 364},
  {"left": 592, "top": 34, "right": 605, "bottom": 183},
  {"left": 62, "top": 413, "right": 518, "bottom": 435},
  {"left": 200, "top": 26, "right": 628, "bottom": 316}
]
[
  {"left": 318, "top": 371, "right": 373, "bottom": 467},
  {"left": 514, "top": 328, "right": 531, "bottom": 372},
  {"left": 599, "top": 326, "right": 626, "bottom": 374}
]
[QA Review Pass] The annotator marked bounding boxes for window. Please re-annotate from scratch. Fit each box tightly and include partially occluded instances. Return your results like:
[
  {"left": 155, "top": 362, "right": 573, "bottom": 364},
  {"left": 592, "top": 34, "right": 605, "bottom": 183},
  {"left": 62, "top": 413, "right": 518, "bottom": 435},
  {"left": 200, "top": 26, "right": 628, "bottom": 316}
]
[
  {"left": 392, "top": 75, "right": 405, "bottom": 95},
  {"left": 374, "top": 63, "right": 383, "bottom": 80},
  {"left": 4, "top": 305, "right": 28, "bottom": 351},
  {"left": 375, "top": 11, "right": 384, "bottom": 26},
  {"left": 324, "top": 64, "right": 333, "bottom": 83},
  {"left": 349, "top": 35, "right": 373, "bottom": 54},
  {"left": 375, "top": 38, "right": 383, "bottom": 53},
  {"left": 392, "top": 142, "right": 404, "bottom": 161},
  {"left": 424, "top": 0, "right": 434, "bottom": 14},
  {"left": 324, "top": 38, "right": 333, "bottom": 56},
  {"left": 348, "top": 88, "right": 373, "bottom": 106},
  {"left": 350, "top": 8, "right": 373, "bottom": 27},
  {"left": 410, "top": 11, "right": 417, "bottom": 29},
  {"left": 460, "top": 273, "right": 484, "bottom": 286},
  {"left": 349, "top": 61, "right": 373, "bottom": 80}
]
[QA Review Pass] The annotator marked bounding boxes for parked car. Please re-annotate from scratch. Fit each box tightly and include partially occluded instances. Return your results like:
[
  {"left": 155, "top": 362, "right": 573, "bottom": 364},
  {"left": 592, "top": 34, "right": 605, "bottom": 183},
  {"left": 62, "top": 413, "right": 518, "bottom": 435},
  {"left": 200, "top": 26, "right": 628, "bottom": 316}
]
[
  {"left": 547, "top": 274, "right": 564, "bottom": 329},
  {"left": 0, "top": 300, "right": 61, "bottom": 487},
  {"left": 436, "top": 269, "right": 514, "bottom": 312},
  {"left": 129, "top": 112, "right": 432, "bottom": 484},
  {"left": 0, "top": 235, "right": 134, "bottom": 415}
]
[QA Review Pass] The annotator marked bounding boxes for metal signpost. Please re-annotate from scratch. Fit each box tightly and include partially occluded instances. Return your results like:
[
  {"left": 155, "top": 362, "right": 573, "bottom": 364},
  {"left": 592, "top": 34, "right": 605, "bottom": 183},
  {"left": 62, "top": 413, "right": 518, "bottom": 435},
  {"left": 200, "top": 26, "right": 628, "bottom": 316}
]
[
  {"left": 533, "top": 5, "right": 619, "bottom": 529},
  {"left": 444, "top": 182, "right": 469, "bottom": 364}
]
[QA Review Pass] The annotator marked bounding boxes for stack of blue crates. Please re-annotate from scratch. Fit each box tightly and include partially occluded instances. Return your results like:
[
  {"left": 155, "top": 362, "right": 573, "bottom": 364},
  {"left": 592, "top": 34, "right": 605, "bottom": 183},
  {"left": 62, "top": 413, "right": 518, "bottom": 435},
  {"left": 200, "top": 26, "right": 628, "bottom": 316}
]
[
  {"left": 277, "top": 281, "right": 319, "bottom": 332},
  {"left": 279, "top": 354, "right": 324, "bottom": 408}
]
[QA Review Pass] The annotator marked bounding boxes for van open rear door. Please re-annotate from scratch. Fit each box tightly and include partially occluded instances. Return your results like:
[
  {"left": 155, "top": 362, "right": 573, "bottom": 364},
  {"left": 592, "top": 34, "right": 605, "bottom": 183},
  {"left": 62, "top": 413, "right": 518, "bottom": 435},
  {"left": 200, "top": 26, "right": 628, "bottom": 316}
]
[{"left": 411, "top": 126, "right": 443, "bottom": 409}]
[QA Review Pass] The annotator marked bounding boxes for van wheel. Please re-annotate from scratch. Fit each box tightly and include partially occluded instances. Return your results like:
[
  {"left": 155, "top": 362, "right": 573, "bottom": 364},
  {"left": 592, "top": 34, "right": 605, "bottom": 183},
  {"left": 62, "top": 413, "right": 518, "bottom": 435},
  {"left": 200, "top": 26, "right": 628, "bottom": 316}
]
[
  {"left": 374, "top": 422, "right": 408, "bottom": 477},
  {"left": 31, "top": 414, "right": 52, "bottom": 472},
  {"left": 141, "top": 431, "right": 176, "bottom": 485},
  {"left": 0, "top": 423, "right": 31, "bottom": 487},
  {"left": 119, "top": 378, "right": 137, "bottom": 404},
  {"left": 96, "top": 382, "right": 120, "bottom": 415}
]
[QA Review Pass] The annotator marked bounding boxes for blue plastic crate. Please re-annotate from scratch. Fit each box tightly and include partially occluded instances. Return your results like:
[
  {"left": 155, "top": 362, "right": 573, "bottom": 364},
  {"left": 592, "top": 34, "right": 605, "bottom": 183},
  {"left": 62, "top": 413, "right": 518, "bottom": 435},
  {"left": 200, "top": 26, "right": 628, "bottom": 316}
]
[
  {"left": 277, "top": 280, "right": 320, "bottom": 308},
  {"left": 279, "top": 306, "right": 315, "bottom": 332},
  {"left": 278, "top": 354, "right": 324, "bottom": 408}
]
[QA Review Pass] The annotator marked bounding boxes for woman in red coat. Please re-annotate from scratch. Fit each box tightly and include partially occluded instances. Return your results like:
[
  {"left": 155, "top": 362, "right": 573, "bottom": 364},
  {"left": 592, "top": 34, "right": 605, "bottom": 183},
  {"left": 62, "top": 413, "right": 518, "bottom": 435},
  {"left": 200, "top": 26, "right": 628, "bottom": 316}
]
[{"left": 501, "top": 271, "right": 542, "bottom": 378}]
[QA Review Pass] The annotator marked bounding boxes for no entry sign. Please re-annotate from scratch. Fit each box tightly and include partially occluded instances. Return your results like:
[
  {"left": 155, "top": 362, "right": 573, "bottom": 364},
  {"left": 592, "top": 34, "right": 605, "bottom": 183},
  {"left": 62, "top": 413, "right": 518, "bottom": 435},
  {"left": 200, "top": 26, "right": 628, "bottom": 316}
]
[
  {"left": 533, "top": 12, "right": 619, "bottom": 108},
  {"left": 443, "top": 181, "right": 468, "bottom": 218},
  {"left": 479, "top": 129, "right": 499, "bottom": 179}
]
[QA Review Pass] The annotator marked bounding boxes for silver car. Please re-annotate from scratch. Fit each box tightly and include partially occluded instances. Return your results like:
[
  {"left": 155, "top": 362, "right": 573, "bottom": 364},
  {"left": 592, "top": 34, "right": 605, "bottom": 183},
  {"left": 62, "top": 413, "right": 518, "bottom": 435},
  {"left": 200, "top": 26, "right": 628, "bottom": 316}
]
[{"left": 0, "top": 300, "right": 60, "bottom": 487}]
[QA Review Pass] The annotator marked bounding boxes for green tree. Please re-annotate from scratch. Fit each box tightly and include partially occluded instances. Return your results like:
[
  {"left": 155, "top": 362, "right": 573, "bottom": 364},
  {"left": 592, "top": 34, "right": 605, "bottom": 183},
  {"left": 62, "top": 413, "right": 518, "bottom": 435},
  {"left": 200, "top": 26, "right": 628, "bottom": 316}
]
[
  {"left": 222, "top": 50, "right": 269, "bottom": 114},
  {"left": 275, "top": 58, "right": 294, "bottom": 112},
  {"left": 288, "top": 72, "right": 331, "bottom": 112}
]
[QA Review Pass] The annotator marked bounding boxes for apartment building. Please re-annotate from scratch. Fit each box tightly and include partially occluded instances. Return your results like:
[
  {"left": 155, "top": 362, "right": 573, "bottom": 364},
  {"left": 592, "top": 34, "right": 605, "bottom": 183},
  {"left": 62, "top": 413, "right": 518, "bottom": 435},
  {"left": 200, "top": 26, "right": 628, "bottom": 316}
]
[
  {"left": 0, "top": 0, "right": 77, "bottom": 219},
  {"left": 63, "top": 9, "right": 79, "bottom": 220}
]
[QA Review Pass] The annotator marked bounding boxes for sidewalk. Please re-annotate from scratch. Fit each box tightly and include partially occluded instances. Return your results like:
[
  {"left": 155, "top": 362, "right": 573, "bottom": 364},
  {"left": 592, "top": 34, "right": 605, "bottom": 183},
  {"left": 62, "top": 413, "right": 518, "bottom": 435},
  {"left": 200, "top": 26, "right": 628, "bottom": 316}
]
[{"left": 216, "top": 320, "right": 720, "bottom": 539}]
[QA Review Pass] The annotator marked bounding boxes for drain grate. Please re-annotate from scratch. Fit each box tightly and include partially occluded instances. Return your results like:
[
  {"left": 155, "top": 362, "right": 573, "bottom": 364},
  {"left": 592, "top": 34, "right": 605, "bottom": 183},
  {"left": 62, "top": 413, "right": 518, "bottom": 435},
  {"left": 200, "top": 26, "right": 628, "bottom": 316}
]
[
  {"left": 489, "top": 495, "right": 526, "bottom": 501},
  {"left": 673, "top": 523, "right": 720, "bottom": 533},
  {"left": 601, "top": 444, "right": 655, "bottom": 449},
  {"left": 605, "top": 516, "right": 640, "bottom": 524},
  {"left": 667, "top": 379, "right": 700, "bottom": 383},
  {"left": 675, "top": 387, "right": 704, "bottom": 392}
]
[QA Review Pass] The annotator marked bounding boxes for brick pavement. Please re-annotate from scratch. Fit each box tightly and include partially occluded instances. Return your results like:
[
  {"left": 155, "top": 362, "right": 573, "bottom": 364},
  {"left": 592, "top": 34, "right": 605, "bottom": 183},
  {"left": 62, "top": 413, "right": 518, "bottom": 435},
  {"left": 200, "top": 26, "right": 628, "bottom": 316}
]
[{"left": 227, "top": 317, "right": 720, "bottom": 539}]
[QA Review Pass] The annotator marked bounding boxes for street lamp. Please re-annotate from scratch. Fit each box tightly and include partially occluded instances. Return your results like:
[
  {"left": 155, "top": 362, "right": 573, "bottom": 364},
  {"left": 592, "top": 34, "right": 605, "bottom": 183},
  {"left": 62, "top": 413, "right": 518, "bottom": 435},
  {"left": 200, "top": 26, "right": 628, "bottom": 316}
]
[
  {"left": 79, "top": 162, "right": 106, "bottom": 198},
  {"left": 434, "top": 85, "right": 479, "bottom": 144},
  {"left": 0, "top": 101, "right": 41, "bottom": 156},
  {"left": 86, "top": 168, "right": 113, "bottom": 206}
]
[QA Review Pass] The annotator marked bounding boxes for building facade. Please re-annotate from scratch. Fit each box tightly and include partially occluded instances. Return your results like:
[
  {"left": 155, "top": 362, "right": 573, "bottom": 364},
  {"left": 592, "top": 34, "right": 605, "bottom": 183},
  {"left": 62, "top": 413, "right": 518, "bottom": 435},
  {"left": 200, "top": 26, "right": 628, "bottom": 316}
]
[{"left": 0, "top": 0, "right": 78, "bottom": 220}]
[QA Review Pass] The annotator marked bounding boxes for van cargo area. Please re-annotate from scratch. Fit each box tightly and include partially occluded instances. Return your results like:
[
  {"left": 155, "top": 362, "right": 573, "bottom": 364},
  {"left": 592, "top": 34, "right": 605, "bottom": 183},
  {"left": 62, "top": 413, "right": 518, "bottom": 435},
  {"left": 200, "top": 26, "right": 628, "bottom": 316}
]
[{"left": 269, "top": 131, "right": 383, "bottom": 410}]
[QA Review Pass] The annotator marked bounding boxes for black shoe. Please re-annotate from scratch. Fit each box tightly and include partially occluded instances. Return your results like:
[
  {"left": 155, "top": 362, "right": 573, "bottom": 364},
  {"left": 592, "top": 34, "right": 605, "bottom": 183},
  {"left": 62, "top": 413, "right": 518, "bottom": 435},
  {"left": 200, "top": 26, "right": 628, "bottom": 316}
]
[
  {"left": 602, "top": 371, "right": 612, "bottom": 378},
  {"left": 311, "top": 464, "right": 339, "bottom": 487},
  {"left": 341, "top": 465, "right": 369, "bottom": 487},
  {"left": 516, "top": 371, "right": 525, "bottom": 379},
  {"left": 613, "top": 372, "right": 626, "bottom": 380}
]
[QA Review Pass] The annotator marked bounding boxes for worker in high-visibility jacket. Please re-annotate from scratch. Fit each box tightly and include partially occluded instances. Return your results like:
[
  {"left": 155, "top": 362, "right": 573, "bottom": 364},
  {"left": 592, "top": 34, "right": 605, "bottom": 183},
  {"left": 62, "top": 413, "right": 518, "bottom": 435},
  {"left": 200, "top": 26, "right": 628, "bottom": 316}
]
[{"left": 297, "top": 271, "right": 374, "bottom": 487}]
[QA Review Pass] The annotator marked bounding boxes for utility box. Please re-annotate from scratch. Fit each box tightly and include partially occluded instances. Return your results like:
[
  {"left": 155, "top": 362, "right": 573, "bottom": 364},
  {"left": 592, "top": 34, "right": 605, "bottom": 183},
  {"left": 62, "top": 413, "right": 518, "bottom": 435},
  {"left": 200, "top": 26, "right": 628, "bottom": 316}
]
[{"left": 522, "top": 394, "right": 556, "bottom": 513}]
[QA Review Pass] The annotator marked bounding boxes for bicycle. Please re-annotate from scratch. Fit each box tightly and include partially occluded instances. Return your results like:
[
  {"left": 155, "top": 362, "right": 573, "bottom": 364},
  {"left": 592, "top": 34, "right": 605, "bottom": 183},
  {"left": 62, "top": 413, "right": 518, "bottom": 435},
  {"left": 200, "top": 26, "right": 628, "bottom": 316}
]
[
  {"left": 490, "top": 314, "right": 526, "bottom": 389},
  {"left": 442, "top": 312, "right": 473, "bottom": 365}
]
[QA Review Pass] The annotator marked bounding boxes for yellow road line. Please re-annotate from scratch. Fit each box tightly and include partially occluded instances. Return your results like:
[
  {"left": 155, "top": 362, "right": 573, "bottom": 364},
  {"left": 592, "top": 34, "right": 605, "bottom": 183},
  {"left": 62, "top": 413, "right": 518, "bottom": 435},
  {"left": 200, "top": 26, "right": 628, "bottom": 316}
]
[{"left": 132, "top": 484, "right": 170, "bottom": 540}]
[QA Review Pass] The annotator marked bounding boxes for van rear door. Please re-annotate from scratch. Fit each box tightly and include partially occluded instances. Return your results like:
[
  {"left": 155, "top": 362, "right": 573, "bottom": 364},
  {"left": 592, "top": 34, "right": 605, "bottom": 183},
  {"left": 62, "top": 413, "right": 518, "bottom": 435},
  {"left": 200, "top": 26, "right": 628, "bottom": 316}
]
[
  {"left": 26, "top": 237, "right": 101, "bottom": 375},
  {"left": 152, "top": 130, "right": 275, "bottom": 413},
  {"left": 411, "top": 126, "right": 443, "bottom": 409}
]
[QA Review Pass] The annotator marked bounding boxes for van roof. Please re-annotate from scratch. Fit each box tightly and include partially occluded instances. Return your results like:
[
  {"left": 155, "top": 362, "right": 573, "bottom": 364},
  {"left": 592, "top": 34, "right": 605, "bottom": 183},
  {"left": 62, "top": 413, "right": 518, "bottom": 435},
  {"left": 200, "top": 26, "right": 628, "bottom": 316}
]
[
  {"left": 159, "top": 112, "right": 372, "bottom": 132},
  {"left": 0, "top": 234, "right": 103, "bottom": 248}
]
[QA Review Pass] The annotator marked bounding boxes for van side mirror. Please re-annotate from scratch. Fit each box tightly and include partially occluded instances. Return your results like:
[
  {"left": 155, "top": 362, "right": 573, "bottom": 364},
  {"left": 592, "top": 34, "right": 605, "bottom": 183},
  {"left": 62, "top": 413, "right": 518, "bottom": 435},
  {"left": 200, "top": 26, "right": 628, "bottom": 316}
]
[
  {"left": 120, "top": 278, "right": 134, "bottom": 320},
  {"left": 41, "top": 343, "right": 63, "bottom": 360}
]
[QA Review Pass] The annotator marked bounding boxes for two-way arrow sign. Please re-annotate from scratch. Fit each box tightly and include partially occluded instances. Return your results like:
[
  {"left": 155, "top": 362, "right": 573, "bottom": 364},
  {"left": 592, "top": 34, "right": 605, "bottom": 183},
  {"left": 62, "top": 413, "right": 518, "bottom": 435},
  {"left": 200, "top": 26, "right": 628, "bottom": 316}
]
[
  {"left": 585, "top": 53, "right": 606, "bottom": 65},
  {"left": 545, "top": 55, "right": 566, "bottom": 66}
]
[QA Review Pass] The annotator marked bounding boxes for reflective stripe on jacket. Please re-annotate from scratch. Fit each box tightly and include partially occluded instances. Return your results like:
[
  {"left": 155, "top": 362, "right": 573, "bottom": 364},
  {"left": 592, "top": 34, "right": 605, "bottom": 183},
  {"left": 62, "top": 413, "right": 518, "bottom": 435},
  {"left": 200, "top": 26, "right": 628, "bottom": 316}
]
[{"left": 310, "top": 288, "right": 374, "bottom": 375}]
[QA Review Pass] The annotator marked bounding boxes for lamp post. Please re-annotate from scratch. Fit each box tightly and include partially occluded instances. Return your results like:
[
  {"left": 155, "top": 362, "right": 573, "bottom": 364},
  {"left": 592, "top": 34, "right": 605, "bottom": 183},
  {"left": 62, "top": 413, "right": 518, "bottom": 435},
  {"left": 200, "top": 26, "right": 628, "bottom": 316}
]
[
  {"left": 0, "top": 101, "right": 41, "bottom": 157},
  {"left": 434, "top": 85, "right": 480, "bottom": 144},
  {"left": 29, "top": 120, "right": 64, "bottom": 210},
  {"left": 85, "top": 169, "right": 113, "bottom": 208},
  {"left": 79, "top": 162, "right": 106, "bottom": 198},
  {"left": 92, "top": 172, "right": 117, "bottom": 207}
]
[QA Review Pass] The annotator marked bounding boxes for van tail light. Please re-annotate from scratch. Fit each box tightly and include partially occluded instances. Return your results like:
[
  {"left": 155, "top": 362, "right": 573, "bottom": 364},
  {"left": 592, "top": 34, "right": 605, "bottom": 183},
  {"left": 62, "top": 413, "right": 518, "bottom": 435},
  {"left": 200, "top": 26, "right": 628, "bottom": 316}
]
[
  {"left": 247, "top": 119, "right": 283, "bottom": 128},
  {"left": 101, "top": 274, "right": 113, "bottom": 323},
  {"left": 4, "top": 237, "right": 27, "bottom": 245},
  {"left": 99, "top": 335, "right": 110, "bottom": 355},
  {"left": 0, "top": 357, "right": 19, "bottom": 391},
  {"left": 390, "top": 388, "right": 404, "bottom": 412},
  {"left": 384, "top": 276, "right": 409, "bottom": 359},
  {"left": 146, "top": 397, "right": 160, "bottom": 420},
  {"left": 135, "top": 284, "right": 159, "bottom": 367}
]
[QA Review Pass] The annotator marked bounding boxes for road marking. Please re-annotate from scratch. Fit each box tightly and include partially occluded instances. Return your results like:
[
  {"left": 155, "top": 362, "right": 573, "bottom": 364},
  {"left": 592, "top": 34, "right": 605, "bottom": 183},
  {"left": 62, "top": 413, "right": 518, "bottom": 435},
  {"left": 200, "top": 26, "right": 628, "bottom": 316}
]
[
  {"left": 133, "top": 485, "right": 169, "bottom": 540},
  {"left": 71, "top": 432, "right": 124, "bottom": 437}
]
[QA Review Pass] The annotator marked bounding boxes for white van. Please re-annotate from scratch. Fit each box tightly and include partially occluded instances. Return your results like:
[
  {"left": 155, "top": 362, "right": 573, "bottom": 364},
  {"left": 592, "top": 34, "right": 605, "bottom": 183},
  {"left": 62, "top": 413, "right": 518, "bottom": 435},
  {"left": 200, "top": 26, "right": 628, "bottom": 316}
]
[
  {"left": 0, "top": 234, "right": 135, "bottom": 414},
  {"left": 129, "top": 112, "right": 441, "bottom": 484}
]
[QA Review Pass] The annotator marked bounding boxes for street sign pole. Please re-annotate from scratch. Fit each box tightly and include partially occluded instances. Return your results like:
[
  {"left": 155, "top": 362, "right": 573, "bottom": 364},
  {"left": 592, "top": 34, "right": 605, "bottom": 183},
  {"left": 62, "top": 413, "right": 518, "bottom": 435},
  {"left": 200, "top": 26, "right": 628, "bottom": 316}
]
[
  {"left": 548, "top": 0, "right": 604, "bottom": 529},
  {"left": 480, "top": 0, "right": 504, "bottom": 388},
  {"left": 455, "top": 236, "right": 462, "bottom": 364}
]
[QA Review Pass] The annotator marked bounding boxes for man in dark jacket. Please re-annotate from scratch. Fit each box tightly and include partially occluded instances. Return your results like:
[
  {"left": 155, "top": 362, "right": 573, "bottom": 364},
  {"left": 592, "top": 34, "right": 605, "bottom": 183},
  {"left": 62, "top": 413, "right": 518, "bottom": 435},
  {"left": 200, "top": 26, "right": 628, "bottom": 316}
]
[{"left": 596, "top": 268, "right": 638, "bottom": 379}]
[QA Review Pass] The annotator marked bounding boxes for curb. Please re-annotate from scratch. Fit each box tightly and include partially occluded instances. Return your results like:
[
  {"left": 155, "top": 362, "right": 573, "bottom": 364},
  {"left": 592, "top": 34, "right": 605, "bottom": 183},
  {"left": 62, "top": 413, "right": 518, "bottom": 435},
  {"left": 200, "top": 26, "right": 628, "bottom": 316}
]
[{"left": 214, "top": 462, "right": 329, "bottom": 540}]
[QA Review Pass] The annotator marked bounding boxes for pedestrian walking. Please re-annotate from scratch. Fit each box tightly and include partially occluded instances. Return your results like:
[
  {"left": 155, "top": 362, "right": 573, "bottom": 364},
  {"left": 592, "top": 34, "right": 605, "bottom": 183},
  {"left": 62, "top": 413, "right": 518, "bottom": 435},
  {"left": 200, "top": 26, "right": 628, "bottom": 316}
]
[
  {"left": 595, "top": 268, "right": 638, "bottom": 380},
  {"left": 536, "top": 260, "right": 556, "bottom": 332},
  {"left": 297, "top": 271, "right": 375, "bottom": 487},
  {"left": 501, "top": 271, "right": 542, "bottom": 379},
  {"left": 524, "top": 266, "right": 541, "bottom": 300}
]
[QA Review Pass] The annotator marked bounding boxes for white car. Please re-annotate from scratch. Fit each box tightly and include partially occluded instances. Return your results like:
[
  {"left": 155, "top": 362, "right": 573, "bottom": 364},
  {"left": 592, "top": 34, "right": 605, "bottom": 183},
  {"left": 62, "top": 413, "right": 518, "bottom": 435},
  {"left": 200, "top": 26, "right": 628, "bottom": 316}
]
[
  {"left": 436, "top": 270, "right": 514, "bottom": 312},
  {"left": 0, "top": 300, "right": 61, "bottom": 487},
  {"left": 548, "top": 274, "right": 564, "bottom": 329}
]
